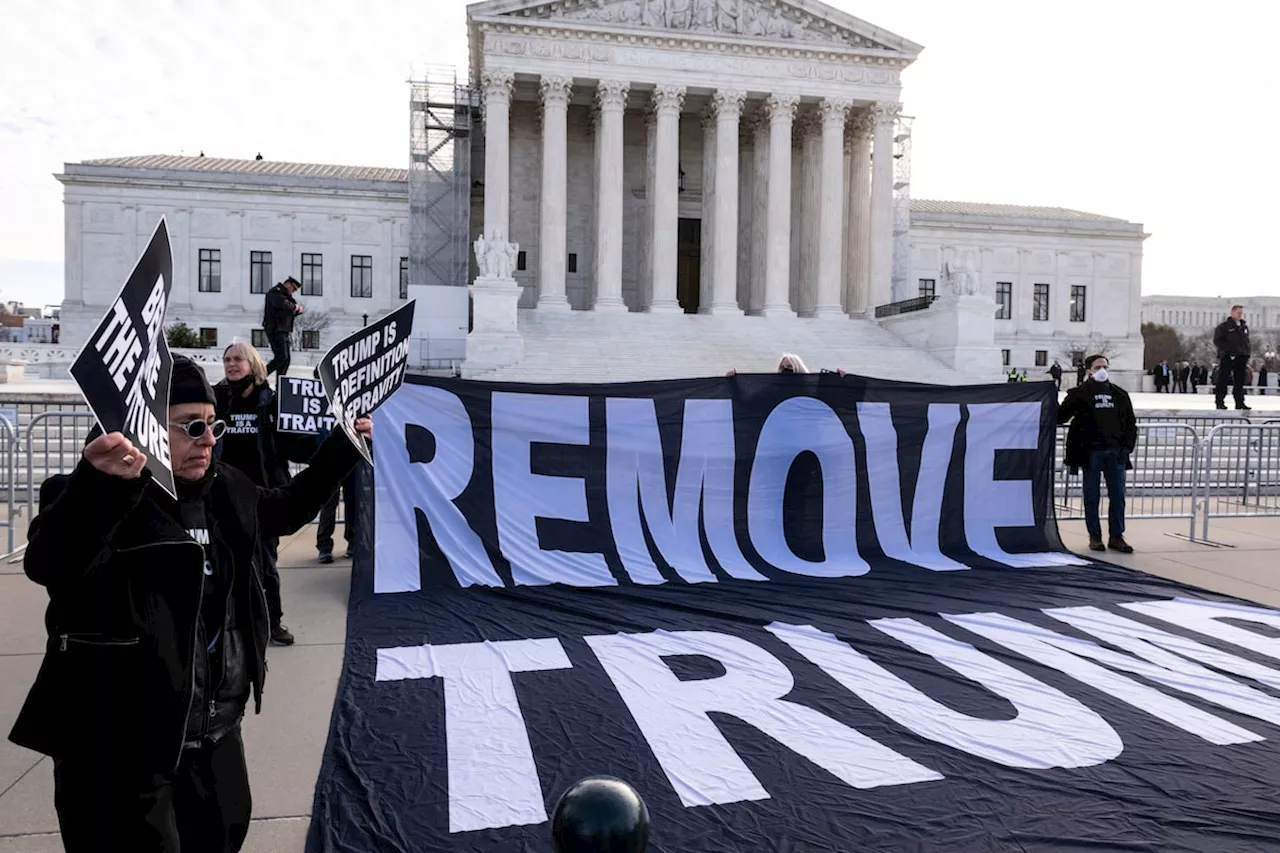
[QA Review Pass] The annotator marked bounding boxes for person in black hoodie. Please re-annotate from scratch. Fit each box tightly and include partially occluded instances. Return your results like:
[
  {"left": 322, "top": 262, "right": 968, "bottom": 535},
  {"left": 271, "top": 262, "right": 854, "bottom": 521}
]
[
  {"left": 262, "top": 276, "right": 302, "bottom": 378},
  {"left": 215, "top": 340, "right": 293, "bottom": 645},
  {"left": 1057, "top": 353, "right": 1137, "bottom": 554},
  {"left": 1213, "top": 305, "right": 1251, "bottom": 410},
  {"left": 9, "top": 356, "right": 370, "bottom": 853}
]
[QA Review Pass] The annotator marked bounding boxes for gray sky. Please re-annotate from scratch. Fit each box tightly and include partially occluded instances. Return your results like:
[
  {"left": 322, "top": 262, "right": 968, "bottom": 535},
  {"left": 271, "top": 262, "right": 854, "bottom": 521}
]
[{"left": 1, "top": 0, "right": 1276, "bottom": 308}]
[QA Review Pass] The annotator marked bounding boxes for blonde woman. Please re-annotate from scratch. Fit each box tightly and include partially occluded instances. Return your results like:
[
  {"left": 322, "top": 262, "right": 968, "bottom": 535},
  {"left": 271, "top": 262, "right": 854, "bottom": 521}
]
[
  {"left": 725, "top": 353, "right": 844, "bottom": 376},
  {"left": 214, "top": 340, "right": 295, "bottom": 645}
]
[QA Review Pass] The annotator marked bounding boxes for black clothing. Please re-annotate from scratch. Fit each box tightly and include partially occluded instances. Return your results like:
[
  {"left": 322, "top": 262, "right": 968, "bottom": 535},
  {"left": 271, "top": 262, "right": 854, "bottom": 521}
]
[
  {"left": 317, "top": 471, "right": 358, "bottom": 555},
  {"left": 262, "top": 284, "right": 298, "bottom": 337},
  {"left": 54, "top": 726, "right": 251, "bottom": 853},
  {"left": 265, "top": 331, "right": 291, "bottom": 378},
  {"left": 9, "top": 430, "right": 362, "bottom": 777},
  {"left": 1153, "top": 363, "right": 1171, "bottom": 392},
  {"left": 172, "top": 356, "right": 217, "bottom": 407},
  {"left": 1057, "top": 379, "right": 1137, "bottom": 473},
  {"left": 1213, "top": 317, "right": 1251, "bottom": 358},
  {"left": 214, "top": 381, "right": 289, "bottom": 489},
  {"left": 1216, "top": 354, "right": 1249, "bottom": 408}
]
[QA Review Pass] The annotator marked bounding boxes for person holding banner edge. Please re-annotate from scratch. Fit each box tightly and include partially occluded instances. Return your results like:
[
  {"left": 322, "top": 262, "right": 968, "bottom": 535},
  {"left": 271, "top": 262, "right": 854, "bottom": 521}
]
[
  {"left": 263, "top": 275, "right": 302, "bottom": 378},
  {"left": 9, "top": 356, "right": 371, "bottom": 853},
  {"left": 215, "top": 340, "right": 294, "bottom": 645}
]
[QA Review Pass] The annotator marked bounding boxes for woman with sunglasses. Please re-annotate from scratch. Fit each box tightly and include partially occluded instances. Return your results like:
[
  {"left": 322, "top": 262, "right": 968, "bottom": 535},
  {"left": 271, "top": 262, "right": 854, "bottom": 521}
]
[
  {"left": 10, "top": 355, "right": 371, "bottom": 853},
  {"left": 214, "top": 340, "right": 293, "bottom": 646}
]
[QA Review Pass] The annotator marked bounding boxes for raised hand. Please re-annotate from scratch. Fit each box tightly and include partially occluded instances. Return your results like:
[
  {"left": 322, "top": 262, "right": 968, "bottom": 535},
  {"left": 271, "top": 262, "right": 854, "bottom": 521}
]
[
  {"left": 354, "top": 416, "right": 373, "bottom": 437},
  {"left": 83, "top": 432, "right": 147, "bottom": 480}
]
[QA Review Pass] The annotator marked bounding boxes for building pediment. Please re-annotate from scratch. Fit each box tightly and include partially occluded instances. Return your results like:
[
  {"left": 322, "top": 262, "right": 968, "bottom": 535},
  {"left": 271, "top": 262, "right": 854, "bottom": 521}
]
[{"left": 468, "top": 0, "right": 921, "bottom": 56}]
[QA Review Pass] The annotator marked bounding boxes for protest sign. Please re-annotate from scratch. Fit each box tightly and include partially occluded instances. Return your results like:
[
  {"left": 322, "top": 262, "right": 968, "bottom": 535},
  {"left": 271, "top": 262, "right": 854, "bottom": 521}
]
[
  {"left": 309, "top": 375, "right": 1280, "bottom": 852},
  {"left": 277, "top": 376, "right": 336, "bottom": 434},
  {"left": 69, "top": 219, "right": 175, "bottom": 497},
  {"left": 317, "top": 301, "right": 415, "bottom": 465}
]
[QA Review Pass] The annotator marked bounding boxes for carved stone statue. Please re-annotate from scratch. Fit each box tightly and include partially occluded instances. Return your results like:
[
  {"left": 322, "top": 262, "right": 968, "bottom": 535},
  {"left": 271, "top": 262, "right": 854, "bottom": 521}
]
[
  {"left": 473, "top": 234, "right": 488, "bottom": 277},
  {"left": 474, "top": 231, "right": 519, "bottom": 281},
  {"left": 944, "top": 255, "right": 983, "bottom": 297}
]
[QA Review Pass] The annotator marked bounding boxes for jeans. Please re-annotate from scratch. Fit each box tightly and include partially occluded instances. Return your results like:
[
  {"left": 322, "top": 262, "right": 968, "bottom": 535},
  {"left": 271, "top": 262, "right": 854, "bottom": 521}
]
[
  {"left": 1082, "top": 448, "right": 1127, "bottom": 539},
  {"left": 54, "top": 727, "right": 251, "bottom": 853},
  {"left": 265, "top": 331, "right": 291, "bottom": 377}
]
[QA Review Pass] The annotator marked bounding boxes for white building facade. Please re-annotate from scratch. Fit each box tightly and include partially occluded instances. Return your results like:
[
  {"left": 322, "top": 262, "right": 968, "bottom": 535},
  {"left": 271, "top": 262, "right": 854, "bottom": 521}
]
[
  {"left": 53, "top": 0, "right": 1148, "bottom": 385},
  {"left": 1141, "top": 295, "right": 1280, "bottom": 337}
]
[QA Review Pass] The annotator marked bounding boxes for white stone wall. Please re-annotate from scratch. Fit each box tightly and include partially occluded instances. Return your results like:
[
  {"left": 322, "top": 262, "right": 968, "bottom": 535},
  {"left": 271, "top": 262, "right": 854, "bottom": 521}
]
[
  {"left": 61, "top": 175, "right": 410, "bottom": 352},
  {"left": 910, "top": 222, "right": 1146, "bottom": 375}
]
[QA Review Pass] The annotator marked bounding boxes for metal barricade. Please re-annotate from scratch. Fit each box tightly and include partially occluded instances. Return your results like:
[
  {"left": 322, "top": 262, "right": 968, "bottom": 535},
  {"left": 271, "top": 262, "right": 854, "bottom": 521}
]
[
  {"left": 1198, "top": 423, "right": 1280, "bottom": 544},
  {"left": 1055, "top": 423, "right": 1201, "bottom": 540},
  {"left": 23, "top": 411, "right": 98, "bottom": 521},
  {"left": 0, "top": 417, "right": 19, "bottom": 555}
]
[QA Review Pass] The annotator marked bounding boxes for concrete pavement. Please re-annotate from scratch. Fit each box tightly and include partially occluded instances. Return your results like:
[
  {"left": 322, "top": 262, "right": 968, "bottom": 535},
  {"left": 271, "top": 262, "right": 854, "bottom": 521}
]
[{"left": 2, "top": 516, "right": 1280, "bottom": 851}]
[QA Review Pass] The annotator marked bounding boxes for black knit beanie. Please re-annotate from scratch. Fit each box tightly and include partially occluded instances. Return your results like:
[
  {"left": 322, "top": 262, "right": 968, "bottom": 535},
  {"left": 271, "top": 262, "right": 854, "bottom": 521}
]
[{"left": 169, "top": 356, "right": 216, "bottom": 406}]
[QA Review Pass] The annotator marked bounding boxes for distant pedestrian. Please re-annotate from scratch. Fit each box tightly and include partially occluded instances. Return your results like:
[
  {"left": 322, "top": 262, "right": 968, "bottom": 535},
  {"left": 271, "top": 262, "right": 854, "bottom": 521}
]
[
  {"left": 1154, "top": 360, "right": 1171, "bottom": 393},
  {"left": 1058, "top": 353, "right": 1137, "bottom": 554},
  {"left": 1260, "top": 365, "right": 1270, "bottom": 396},
  {"left": 1007, "top": 369, "right": 1018, "bottom": 383},
  {"left": 1176, "top": 362, "right": 1191, "bottom": 393},
  {"left": 1213, "top": 305, "right": 1251, "bottom": 410},
  {"left": 1047, "top": 360, "right": 1063, "bottom": 390},
  {"left": 263, "top": 276, "right": 303, "bottom": 378},
  {"left": 1076, "top": 362, "right": 1087, "bottom": 387}
]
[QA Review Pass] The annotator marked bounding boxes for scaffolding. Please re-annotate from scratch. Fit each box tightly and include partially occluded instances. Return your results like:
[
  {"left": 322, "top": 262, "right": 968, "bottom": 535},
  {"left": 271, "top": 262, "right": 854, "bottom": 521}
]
[
  {"left": 408, "top": 66, "right": 474, "bottom": 291},
  {"left": 891, "top": 115, "right": 914, "bottom": 302}
]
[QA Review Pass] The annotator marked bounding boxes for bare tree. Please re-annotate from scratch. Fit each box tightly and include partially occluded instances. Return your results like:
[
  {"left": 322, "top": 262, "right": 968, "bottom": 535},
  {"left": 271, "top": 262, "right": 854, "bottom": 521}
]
[
  {"left": 1056, "top": 335, "right": 1116, "bottom": 367},
  {"left": 292, "top": 311, "right": 333, "bottom": 351}
]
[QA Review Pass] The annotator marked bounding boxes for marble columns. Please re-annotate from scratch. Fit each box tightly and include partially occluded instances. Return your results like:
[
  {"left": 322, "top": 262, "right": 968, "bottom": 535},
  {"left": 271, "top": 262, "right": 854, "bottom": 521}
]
[
  {"left": 761, "top": 93, "right": 798, "bottom": 317},
  {"left": 537, "top": 76, "right": 573, "bottom": 310},
  {"left": 480, "top": 71, "right": 514, "bottom": 244},
  {"left": 699, "top": 109, "right": 716, "bottom": 309},
  {"left": 868, "top": 101, "right": 901, "bottom": 312},
  {"left": 795, "top": 111, "right": 822, "bottom": 316},
  {"left": 648, "top": 85, "right": 685, "bottom": 313},
  {"left": 708, "top": 89, "right": 745, "bottom": 315},
  {"left": 749, "top": 114, "right": 769, "bottom": 313},
  {"left": 814, "top": 98, "right": 850, "bottom": 318},
  {"left": 593, "top": 80, "right": 630, "bottom": 311},
  {"left": 845, "top": 110, "right": 874, "bottom": 315}
]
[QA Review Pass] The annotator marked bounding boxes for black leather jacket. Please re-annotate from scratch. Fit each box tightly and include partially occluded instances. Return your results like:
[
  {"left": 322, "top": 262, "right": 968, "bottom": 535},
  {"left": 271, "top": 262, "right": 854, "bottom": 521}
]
[
  {"left": 263, "top": 284, "right": 298, "bottom": 336},
  {"left": 9, "top": 430, "right": 361, "bottom": 772}
]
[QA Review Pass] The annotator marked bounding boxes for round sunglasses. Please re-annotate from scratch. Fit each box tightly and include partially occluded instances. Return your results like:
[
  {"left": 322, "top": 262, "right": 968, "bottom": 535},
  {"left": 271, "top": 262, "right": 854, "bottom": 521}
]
[{"left": 169, "top": 419, "right": 227, "bottom": 440}]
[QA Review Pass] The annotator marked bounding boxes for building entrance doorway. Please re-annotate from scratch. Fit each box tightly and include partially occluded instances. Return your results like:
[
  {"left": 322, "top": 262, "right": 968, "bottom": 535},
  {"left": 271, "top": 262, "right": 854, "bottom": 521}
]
[{"left": 677, "top": 217, "right": 701, "bottom": 314}]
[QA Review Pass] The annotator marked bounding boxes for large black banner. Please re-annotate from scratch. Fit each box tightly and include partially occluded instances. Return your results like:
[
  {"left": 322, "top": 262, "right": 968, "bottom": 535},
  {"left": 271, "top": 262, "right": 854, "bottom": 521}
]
[{"left": 310, "top": 374, "right": 1280, "bottom": 852}]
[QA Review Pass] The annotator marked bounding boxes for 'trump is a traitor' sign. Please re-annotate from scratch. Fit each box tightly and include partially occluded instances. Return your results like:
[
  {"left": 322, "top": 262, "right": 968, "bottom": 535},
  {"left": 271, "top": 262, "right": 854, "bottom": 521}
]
[
  {"left": 310, "top": 375, "right": 1280, "bottom": 852},
  {"left": 277, "top": 376, "right": 335, "bottom": 434},
  {"left": 317, "top": 300, "right": 415, "bottom": 464},
  {"left": 70, "top": 219, "right": 176, "bottom": 497}
]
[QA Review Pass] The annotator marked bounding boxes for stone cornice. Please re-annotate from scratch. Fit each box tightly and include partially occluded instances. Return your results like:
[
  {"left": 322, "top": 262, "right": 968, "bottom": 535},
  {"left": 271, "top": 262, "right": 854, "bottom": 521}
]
[
  {"left": 472, "top": 15, "right": 912, "bottom": 71},
  {"left": 57, "top": 171, "right": 412, "bottom": 204},
  {"left": 911, "top": 216, "right": 1148, "bottom": 241}
]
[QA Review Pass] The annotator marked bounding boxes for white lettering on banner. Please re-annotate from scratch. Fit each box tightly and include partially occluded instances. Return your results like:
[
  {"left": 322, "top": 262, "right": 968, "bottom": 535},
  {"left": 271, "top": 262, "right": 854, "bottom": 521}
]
[
  {"left": 375, "top": 638, "right": 572, "bottom": 833},
  {"left": 1045, "top": 606, "right": 1280, "bottom": 692},
  {"left": 491, "top": 393, "right": 616, "bottom": 587},
  {"left": 747, "top": 397, "right": 868, "bottom": 578},
  {"left": 963, "top": 404, "right": 1088, "bottom": 569},
  {"left": 373, "top": 386, "right": 502, "bottom": 593},
  {"left": 583, "top": 630, "right": 943, "bottom": 807},
  {"left": 1122, "top": 598, "right": 1280, "bottom": 662},
  {"left": 605, "top": 398, "right": 767, "bottom": 585},
  {"left": 94, "top": 300, "right": 141, "bottom": 390},
  {"left": 858, "top": 403, "right": 970, "bottom": 572},
  {"left": 766, "top": 620, "right": 1123, "bottom": 769},
  {"left": 945, "top": 611, "right": 1266, "bottom": 745}
]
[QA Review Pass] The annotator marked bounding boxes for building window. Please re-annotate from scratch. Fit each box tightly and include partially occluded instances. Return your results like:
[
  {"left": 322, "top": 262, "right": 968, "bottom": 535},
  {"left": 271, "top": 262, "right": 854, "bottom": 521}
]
[
  {"left": 250, "top": 251, "right": 272, "bottom": 295},
  {"left": 1070, "top": 285, "right": 1087, "bottom": 322},
  {"left": 198, "top": 249, "right": 221, "bottom": 293},
  {"left": 251, "top": 329, "right": 267, "bottom": 348},
  {"left": 1035, "top": 350, "right": 1048, "bottom": 367},
  {"left": 568, "top": 253, "right": 578, "bottom": 274},
  {"left": 995, "top": 282, "right": 1012, "bottom": 320},
  {"left": 399, "top": 257, "right": 409, "bottom": 300},
  {"left": 199, "top": 327, "right": 218, "bottom": 348},
  {"left": 350, "top": 255, "right": 373, "bottom": 298},
  {"left": 1033, "top": 283, "right": 1050, "bottom": 321},
  {"left": 301, "top": 330, "right": 321, "bottom": 350},
  {"left": 918, "top": 278, "right": 936, "bottom": 299},
  {"left": 517, "top": 251, "right": 527, "bottom": 272},
  {"left": 1071, "top": 350, "right": 1085, "bottom": 367},
  {"left": 1001, "top": 349, "right": 1011, "bottom": 367},
  {"left": 301, "top": 253, "right": 323, "bottom": 296}
]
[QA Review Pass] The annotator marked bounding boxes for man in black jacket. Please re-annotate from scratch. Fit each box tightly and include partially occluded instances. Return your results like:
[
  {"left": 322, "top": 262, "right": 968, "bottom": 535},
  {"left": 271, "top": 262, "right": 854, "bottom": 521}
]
[
  {"left": 1213, "top": 305, "right": 1251, "bottom": 410},
  {"left": 9, "top": 356, "right": 370, "bottom": 852},
  {"left": 1057, "top": 353, "right": 1138, "bottom": 554},
  {"left": 263, "top": 276, "right": 302, "bottom": 378}
]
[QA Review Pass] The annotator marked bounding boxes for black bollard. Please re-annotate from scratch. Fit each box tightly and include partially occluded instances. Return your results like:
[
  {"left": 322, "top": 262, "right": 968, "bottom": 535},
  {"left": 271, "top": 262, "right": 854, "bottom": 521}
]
[{"left": 551, "top": 776, "right": 650, "bottom": 853}]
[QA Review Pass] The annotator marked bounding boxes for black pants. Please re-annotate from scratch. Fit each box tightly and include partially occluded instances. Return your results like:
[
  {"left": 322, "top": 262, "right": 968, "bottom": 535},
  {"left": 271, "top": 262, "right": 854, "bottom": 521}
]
[
  {"left": 260, "top": 536, "right": 283, "bottom": 627},
  {"left": 317, "top": 472, "right": 358, "bottom": 555},
  {"left": 1215, "top": 354, "right": 1248, "bottom": 407},
  {"left": 54, "top": 727, "right": 251, "bottom": 853},
  {"left": 265, "top": 331, "right": 291, "bottom": 377}
]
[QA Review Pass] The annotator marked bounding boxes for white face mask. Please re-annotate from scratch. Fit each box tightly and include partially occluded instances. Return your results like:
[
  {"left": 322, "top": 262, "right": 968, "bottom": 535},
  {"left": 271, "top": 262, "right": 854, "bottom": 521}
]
[{"left": 1091, "top": 367, "right": 1109, "bottom": 383}]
